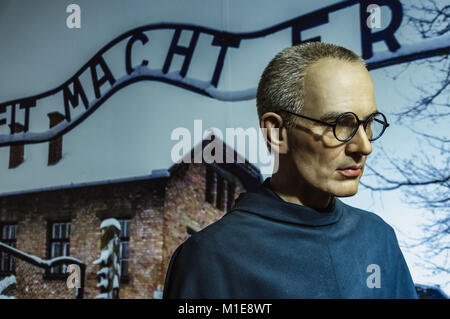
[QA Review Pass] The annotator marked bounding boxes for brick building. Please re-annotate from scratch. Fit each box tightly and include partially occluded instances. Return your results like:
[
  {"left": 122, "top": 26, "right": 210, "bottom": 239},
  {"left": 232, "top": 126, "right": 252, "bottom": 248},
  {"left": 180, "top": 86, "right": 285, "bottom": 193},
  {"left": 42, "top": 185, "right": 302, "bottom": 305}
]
[{"left": 0, "top": 139, "right": 263, "bottom": 298}]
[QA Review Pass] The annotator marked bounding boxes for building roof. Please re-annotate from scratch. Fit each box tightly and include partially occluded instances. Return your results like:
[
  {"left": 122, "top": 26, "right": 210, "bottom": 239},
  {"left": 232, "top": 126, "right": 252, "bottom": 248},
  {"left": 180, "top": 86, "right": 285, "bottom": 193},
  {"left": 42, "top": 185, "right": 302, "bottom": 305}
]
[{"left": 0, "top": 135, "right": 263, "bottom": 198}]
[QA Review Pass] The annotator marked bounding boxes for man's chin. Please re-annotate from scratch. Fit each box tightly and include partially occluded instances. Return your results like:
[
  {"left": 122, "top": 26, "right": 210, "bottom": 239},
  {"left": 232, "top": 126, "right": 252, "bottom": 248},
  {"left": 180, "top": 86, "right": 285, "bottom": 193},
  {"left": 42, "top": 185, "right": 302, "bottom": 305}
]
[
  {"left": 331, "top": 181, "right": 359, "bottom": 197},
  {"left": 335, "top": 191, "right": 357, "bottom": 197}
]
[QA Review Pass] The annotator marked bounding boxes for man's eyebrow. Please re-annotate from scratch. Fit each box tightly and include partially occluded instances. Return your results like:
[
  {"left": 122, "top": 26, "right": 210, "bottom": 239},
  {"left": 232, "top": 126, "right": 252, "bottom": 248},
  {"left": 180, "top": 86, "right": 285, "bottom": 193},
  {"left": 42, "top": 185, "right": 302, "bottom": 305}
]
[
  {"left": 319, "top": 110, "right": 379, "bottom": 122},
  {"left": 319, "top": 112, "right": 341, "bottom": 122}
]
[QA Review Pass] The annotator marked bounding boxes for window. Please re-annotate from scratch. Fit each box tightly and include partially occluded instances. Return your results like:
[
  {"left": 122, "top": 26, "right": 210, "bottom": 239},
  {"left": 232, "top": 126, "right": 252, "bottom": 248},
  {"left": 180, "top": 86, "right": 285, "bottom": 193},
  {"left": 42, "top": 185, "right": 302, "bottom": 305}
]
[
  {"left": 205, "top": 167, "right": 217, "bottom": 205},
  {"left": 47, "top": 222, "right": 70, "bottom": 276},
  {"left": 118, "top": 219, "right": 130, "bottom": 282},
  {"left": 0, "top": 224, "right": 17, "bottom": 275},
  {"left": 205, "top": 166, "right": 236, "bottom": 211},
  {"left": 216, "top": 176, "right": 226, "bottom": 211}
]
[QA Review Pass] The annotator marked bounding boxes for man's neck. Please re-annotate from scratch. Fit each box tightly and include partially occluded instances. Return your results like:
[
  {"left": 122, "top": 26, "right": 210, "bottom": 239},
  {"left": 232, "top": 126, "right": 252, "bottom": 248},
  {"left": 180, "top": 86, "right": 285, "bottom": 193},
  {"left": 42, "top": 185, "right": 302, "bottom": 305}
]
[{"left": 269, "top": 173, "right": 335, "bottom": 213}]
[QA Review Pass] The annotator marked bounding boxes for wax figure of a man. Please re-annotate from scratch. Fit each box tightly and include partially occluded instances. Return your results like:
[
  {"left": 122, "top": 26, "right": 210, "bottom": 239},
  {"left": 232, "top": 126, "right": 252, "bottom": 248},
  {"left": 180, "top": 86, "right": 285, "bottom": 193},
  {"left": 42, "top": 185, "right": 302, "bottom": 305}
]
[{"left": 163, "top": 42, "right": 418, "bottom": 298}]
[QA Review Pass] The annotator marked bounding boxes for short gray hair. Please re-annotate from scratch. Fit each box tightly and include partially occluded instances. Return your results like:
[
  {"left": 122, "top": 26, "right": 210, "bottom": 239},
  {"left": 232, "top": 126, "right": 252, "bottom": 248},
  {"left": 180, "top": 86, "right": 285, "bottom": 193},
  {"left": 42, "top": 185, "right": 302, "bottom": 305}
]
[{"left": 256, "top": 42, "right": 365, "bottom": 128}]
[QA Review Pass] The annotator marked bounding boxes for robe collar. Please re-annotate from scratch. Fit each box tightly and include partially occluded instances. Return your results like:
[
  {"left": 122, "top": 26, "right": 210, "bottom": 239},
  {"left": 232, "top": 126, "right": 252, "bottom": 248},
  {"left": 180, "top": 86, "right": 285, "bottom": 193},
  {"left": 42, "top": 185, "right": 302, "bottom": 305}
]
[{"left": 231, "top": 178, "right": 344, "bottom": 227}]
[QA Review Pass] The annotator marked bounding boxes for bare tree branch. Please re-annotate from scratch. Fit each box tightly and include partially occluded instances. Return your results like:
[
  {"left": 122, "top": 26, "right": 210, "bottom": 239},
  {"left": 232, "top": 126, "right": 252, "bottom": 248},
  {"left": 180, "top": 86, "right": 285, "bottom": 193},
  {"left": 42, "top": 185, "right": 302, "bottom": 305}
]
[{"left": 365, "top": 1, "right": 450, "bottom": 276}]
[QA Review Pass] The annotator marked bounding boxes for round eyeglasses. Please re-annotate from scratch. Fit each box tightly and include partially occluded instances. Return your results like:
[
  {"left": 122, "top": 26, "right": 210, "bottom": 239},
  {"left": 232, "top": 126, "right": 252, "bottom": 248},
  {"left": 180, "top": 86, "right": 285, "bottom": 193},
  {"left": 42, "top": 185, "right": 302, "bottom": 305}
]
[{"left": 280, "top": 110, "right": 390, "bottom": 142}]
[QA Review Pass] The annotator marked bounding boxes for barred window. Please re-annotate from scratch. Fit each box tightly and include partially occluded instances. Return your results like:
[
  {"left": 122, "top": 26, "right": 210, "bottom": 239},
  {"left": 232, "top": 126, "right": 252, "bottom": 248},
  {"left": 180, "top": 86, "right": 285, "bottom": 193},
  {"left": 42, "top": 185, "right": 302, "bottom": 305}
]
[
  {"left": 118, "top": 219, "right": 130, "bottom": 282},
  {"left": 205, "top": 167, "right": 236, "bottom": 211},
  {"left": 205, "top": 167, "right": 217, "bottom": 205},
  {"left": 216, "top": 176, "right": 226, "bottom": 211},
  {"left": 47, "top": 222, "right": 70, "bottom": 276},
  {"left": 0, "top": 224, "right": 17, "bottom": 275}
]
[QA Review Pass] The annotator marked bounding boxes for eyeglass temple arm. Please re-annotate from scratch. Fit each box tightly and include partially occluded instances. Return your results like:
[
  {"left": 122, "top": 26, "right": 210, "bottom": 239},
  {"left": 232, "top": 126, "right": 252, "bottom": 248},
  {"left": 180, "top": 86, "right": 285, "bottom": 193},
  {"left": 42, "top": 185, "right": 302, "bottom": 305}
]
[
  {"left": 374, "top": 118, "right": 390, "bottom": 127},
  {"left": 280, "top": 109, "right": 334, "bottom": 126}
]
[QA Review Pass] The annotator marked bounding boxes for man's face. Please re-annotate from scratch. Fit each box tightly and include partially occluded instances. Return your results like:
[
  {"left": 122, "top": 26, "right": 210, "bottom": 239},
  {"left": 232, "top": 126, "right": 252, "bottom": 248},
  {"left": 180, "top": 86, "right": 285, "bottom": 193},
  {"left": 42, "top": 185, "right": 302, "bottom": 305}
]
[{"left": 287, "top": 58, "right": 376, "bottom": 197}]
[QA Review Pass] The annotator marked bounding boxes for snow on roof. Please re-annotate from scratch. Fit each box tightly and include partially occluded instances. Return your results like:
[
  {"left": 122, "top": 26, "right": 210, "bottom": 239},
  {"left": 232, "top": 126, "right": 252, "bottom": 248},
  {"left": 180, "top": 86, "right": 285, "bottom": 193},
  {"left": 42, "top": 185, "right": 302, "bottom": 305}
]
[{"left": 0, "top": 134, "right": 262, "bottom": 198}]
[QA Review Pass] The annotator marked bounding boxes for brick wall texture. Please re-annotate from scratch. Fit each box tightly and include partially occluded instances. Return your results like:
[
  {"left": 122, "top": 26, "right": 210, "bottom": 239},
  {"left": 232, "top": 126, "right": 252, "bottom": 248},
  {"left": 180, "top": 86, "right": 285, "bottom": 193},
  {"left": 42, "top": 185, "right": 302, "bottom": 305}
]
[{"left": 0, "top": 163, "right": 245, "bottom": 299}]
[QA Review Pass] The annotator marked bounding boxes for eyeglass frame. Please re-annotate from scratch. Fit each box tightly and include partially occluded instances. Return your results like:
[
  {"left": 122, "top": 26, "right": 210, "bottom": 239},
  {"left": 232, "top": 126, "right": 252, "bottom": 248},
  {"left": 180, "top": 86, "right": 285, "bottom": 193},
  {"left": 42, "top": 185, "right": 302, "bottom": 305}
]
[{"left": 279, "top": 109, "right": 390, "bottom": 142}]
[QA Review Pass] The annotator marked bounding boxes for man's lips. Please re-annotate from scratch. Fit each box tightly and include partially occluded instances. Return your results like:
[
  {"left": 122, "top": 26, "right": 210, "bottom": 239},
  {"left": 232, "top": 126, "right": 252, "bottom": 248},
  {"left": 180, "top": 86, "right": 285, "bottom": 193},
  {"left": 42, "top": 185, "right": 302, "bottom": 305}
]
[{"left": 337, "top": 165, "right": 362, "bottom": 177}]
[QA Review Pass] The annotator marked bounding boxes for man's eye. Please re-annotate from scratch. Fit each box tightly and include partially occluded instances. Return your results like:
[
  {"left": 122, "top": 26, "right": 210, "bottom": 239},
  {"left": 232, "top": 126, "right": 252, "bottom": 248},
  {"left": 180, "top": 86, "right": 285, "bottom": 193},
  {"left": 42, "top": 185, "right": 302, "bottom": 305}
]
[
  {"left": 339, "top": 119, "right": 355, "bottom": 127},
  {"left": 324, "top": 118, "right": 338, "bottom": 124}
]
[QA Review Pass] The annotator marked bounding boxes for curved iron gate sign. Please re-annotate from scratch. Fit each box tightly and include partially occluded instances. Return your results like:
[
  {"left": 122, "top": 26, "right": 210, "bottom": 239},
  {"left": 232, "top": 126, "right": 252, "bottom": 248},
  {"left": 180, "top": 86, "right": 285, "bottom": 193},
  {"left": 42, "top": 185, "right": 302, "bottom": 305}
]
[
  {"left": 0, "top": 0, "right": 448, "bottom": 147},
  {"left": 0, "top": 241, "right": 86, "bottom": 299}
]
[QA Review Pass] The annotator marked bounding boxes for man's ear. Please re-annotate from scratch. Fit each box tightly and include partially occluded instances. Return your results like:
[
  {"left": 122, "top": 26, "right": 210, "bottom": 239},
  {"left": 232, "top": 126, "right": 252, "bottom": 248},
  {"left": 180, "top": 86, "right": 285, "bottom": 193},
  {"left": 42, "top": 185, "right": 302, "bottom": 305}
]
[{"left": 260, "top": 112, "right": 289, "bottom": 154}]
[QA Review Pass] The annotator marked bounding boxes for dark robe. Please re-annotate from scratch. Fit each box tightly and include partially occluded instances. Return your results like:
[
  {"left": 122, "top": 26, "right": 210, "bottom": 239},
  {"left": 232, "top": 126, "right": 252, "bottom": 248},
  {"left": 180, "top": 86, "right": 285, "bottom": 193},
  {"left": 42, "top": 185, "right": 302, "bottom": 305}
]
[{"left": 163, "top": 179, "right": 418, "bottom": 299}]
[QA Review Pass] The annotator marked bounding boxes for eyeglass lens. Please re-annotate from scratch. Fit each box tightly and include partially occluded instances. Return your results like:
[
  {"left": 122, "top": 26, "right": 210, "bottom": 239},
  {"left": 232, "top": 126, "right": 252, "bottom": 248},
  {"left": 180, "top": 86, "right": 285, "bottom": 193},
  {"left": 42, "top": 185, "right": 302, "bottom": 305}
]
[{"left": 335, "top": 113, "right": 386, "bottom": 141}]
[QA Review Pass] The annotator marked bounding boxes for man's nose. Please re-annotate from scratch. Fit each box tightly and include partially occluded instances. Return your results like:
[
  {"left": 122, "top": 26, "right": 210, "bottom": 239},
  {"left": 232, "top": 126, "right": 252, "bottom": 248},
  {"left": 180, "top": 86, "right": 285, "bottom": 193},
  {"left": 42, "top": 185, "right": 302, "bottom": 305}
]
[{"left": 347, "top": 125, "right": 373, "bottom": 155}]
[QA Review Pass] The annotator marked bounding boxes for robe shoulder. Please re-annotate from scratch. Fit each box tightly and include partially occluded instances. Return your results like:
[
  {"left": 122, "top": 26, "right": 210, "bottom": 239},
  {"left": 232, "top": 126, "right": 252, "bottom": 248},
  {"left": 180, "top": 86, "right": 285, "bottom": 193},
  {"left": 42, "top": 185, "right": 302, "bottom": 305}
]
[
  {"left": 162, "top": 210, "right": 278, "bottom": 298},
  {"left": 338, "top": 201, "right": 402, "bottom": 241},
  {"left": 339, "top": 203, "right": 418, "bottom": 298},
  {"left": 339, "top": 203, "right": 408, "bottom": 263},
  {"left": 162, "top": 216, "right": 237, "bottom": 298},
  {"left": 163, "top": 203, "right": 418, "bottom": 298}
]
